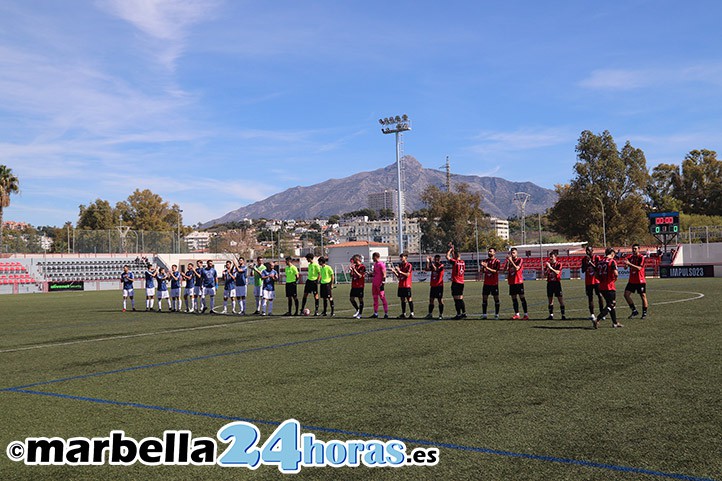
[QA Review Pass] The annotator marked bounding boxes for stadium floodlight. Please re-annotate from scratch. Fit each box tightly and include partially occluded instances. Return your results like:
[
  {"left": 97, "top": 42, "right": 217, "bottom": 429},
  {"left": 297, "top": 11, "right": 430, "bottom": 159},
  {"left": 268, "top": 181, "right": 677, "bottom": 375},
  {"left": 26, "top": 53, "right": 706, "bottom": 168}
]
[
  {"left": 379, "top": 113, "right": 412, "bottom": 253},
  {"left": 596, "top": 197, "right": 606, "bottom": 248}
]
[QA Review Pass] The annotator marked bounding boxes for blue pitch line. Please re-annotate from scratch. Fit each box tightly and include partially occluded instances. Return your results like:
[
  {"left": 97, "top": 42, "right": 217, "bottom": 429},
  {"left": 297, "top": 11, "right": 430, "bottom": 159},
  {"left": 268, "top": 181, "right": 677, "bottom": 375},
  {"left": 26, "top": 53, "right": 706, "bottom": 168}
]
[
  {"left": 2, "top": 319, "right": 440, "bottom": 391},
  {"left": 6, "top": 388, "right": 716, "bottom": 481}
]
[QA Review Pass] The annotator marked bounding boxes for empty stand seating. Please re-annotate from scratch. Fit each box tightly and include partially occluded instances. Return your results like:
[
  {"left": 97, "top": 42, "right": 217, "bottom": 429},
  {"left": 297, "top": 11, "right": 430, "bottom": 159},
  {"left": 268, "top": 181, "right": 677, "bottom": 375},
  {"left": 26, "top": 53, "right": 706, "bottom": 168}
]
[
  {"left": 36, "top": 258, "right": 147, "bottom": 282},
  {"left": 0, "top": 262, "right": 36, "bottom": 284}
]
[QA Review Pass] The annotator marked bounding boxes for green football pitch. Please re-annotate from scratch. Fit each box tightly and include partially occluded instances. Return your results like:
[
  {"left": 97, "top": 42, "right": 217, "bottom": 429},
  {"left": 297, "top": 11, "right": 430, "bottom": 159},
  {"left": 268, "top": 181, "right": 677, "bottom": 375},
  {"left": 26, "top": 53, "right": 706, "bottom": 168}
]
[{"left": 1, "top": 278, "right": 720, "bottom": 481}]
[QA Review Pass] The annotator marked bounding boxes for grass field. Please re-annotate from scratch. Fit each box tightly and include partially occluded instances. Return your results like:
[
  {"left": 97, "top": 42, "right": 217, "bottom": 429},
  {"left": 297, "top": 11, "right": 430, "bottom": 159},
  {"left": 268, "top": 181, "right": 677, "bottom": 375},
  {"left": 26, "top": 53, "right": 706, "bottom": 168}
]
[{"left": 1, "top": 278, "right": 720, "bottom": 481}]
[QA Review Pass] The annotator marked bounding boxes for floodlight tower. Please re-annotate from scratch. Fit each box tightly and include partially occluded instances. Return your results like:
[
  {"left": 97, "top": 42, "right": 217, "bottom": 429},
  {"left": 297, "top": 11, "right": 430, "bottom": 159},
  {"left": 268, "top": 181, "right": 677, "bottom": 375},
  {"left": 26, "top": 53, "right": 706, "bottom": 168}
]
[
  {"left": 513, "top": 192, "right": 531, "bottom": 245},
  {"left": 379, "top": 114, "right": 411, "bottom": 253}
]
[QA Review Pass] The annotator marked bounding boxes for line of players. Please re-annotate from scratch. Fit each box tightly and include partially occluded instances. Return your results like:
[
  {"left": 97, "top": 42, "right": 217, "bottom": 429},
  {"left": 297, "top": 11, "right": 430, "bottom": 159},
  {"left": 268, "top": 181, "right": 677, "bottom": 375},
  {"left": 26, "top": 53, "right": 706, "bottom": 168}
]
[{"left": 119, "top": 242, "right": 648, "bottom": 327}]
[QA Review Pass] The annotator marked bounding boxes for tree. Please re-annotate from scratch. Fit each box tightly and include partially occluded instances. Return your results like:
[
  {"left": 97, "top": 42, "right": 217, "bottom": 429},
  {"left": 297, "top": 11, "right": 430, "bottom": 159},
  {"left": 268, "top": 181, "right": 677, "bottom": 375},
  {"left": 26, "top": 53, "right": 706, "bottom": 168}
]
[
  {"left": 648, "top": 149, "right": 722, "bottom": 216},
  {"left": 78, "top": 199, "right": 117, "bottom": 230},
  {"left": 548, "top": 130, "right": 651, "bottom": 246},
  {"left": 648, "top": 163, "right": 683, "bottom": 212},
  {"left": 678, "top": 150, "right": 722, "bottom": 215},
  {"left": 115, "top": 189, "right": 182, "bottom": 231},
  {"left": 327, "top": 215, "right": 340, "bottom": 225},
  {"left": 378, "top": 208, "right": 395, "bottom": 220},
  {"left": 419, "top": 183, "right": 486, "bottom": 252},
  {"left": 0, "top": 165, "right": 20, "bottom": 250}
]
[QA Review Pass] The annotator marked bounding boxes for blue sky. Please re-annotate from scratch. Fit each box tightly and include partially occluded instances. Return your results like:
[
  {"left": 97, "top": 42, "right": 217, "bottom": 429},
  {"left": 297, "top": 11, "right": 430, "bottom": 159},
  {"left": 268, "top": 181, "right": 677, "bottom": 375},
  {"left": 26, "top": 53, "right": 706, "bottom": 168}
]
[{"left": 2, "top": 0, "right": 721, "bottom": 227}]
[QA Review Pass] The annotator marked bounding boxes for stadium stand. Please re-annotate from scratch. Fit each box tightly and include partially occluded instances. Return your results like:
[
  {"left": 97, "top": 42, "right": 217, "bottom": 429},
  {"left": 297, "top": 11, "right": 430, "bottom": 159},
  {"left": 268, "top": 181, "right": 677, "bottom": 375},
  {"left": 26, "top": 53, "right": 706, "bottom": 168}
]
[
  {"left": 35, "top": 257, "right": 147, "bottom": 282},
  {"left": 0, "top": 261, "right": 36, "bottom": 285}
]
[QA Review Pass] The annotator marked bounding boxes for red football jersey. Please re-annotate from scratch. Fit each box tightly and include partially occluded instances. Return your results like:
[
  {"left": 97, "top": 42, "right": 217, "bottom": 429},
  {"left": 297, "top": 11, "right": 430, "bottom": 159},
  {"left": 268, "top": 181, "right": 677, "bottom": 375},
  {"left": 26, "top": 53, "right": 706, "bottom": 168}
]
[
  {"left": 627, "top": 254, "right": 646, "bottom": 284},
  {"left": 351, "top": 264, "right": 366, "bottom": 289},
  {"left": 397, "top": 262, "right": 412, "bottom": 288},
  {"left": 581, "top": 255, "right": 600, "bottom": 286},
  {"left": 429, "top": 262, "right": 444, "bottom": 287},
  {"left": 450, "top": 258, "right": 465, "bottom": 284},
  {"left": 545, "top": 260, "right": 562, "bottom": 282},
  {"left": 482, "top": 257, "right": 501, "bottom": 286},
  {"left": 506, "top": 257, "right": 524, "bottom": 285},
  {"left": 595, "top": 257, "right": 617, "bottom": 291}
]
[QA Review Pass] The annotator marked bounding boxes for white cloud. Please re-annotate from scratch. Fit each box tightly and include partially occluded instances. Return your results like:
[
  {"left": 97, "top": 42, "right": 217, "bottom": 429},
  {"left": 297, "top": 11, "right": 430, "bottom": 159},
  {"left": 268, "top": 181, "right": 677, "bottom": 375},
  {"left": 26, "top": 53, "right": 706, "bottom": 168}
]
[
  {"left": 579, "top": 63, "right": 722, "bottom": 91},
  {"left": 100, "top": 0, "right": 220, "bottom": 68},
  {"left": 578, "top": 69, "right": 652, "bottom": 90},
  {"left": 468, "top": 127, "right": 574, "bottom": 155}
]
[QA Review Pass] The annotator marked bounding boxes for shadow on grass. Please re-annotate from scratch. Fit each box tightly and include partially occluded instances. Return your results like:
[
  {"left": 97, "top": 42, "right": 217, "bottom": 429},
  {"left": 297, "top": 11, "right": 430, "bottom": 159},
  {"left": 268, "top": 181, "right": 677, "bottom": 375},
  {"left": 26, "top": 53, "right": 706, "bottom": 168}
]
[{"left": 532, "top": 325, "right": 595, "bottom": 330}]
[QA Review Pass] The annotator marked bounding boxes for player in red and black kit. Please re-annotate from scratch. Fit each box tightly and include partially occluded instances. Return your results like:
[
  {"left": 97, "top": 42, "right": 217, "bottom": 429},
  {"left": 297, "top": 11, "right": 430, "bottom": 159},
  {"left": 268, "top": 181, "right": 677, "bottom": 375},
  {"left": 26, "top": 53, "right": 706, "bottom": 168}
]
[
  {"left": 544, "top": 252, "right": 566, "bottom": 320},
  {"left": 425, "top": 254, "right": 444, "bottom": 319},
  {"left": 349, "top": 255, "right": 366, "bottom": 319},
  {"left": 481, "top": 247, "right": 501, "bottom": 319},
  {"left": 581, "top": 245, "right": 604, "bottom": 322},
  {"left": 506, "top": 247, "right": 528, "bottom": 320},
  {"left": 624, "top": 243, "right": 648, "bottom": 319},
  {"left": 446, "top": 243, "right": 466, "bottom": 319},
  {"left": 594, "top": 247, "right": 624, "bottom": 329},
  {"left": 391, "top": 253, "right": 414, "bottom": 318}
]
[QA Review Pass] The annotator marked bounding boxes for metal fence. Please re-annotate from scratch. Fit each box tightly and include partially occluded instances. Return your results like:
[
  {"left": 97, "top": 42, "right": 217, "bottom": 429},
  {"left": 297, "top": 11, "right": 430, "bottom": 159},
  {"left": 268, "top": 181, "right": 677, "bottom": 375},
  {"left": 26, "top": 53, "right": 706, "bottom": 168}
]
[{"left": 1, "top": 229, "right": 190, "bottom": 255}]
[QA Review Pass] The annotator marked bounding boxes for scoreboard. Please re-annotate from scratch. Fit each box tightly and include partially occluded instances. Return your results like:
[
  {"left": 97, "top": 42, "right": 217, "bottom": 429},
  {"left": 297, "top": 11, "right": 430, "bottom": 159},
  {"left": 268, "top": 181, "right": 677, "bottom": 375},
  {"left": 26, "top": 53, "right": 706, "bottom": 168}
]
[{"left": 648, "top": 212, "right": 680, "bottom": 235}]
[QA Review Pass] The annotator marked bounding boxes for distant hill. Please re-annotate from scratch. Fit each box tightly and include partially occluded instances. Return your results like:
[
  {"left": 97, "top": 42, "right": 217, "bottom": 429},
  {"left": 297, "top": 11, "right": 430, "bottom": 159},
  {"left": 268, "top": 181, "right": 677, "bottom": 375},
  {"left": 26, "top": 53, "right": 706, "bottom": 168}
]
[{"left": 203, "top": 157, "right": 557, "bottom": 226}]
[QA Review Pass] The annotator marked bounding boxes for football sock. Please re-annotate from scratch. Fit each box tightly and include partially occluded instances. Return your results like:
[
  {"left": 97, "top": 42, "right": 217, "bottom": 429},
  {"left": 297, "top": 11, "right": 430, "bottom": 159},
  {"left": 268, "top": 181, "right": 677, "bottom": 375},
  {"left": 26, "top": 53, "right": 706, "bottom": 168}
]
[
  {"left": 401, "top": 300, "right": 407, "bottom": 315},
  {"left": 460, "top": 300, "right": 465, "bottom": 314},
  {"left": 494, "top": 301, "right": 500, "bottom": 315},
  {"left": 521, "top": 298, "right": 528, "bottom": 313},
  {"left": 629, "top": 302, "right": 637, "bottom": 311},
  {"left": 512, "top": 298, "right": 519, "bottom": 314},
  {"left": 482, "top": 301, "right": 488, "bottom": 314},
  {"left": 358, "top": 301, "right": 363, "bottom": 315},
  {"left": 549, "top": 304, "right": 554, "bottom": 314},
  {"left": 330, "top": 300, "right": 334, "bottom": 316},
  {"left": 351, "top": 299, "right": 359, "bottom": 311},
  {"left": 439, "top": 303, "right": 444, "bottom": 316},
  {"left": 561, "top": 305, "right": 565, "bottom": 316},
  {"left": 428, "top": 303, "right": 434, "bottom": 314},
  {"left": 409, "top": 301, "right": 414, "bottom": 313}
]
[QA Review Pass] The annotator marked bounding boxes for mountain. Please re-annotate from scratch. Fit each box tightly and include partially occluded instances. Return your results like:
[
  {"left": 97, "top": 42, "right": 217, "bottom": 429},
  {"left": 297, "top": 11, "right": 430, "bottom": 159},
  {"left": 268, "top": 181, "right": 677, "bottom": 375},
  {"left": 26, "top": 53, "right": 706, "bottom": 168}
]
[{"left": 203, "top": 157, "right": 557, "bottom": 226}]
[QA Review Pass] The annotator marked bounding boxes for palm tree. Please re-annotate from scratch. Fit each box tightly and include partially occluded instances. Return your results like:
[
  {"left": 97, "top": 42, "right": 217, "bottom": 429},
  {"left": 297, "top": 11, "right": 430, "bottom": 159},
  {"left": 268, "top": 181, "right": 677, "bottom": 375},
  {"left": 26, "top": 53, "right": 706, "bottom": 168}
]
[{"left": 0, "top": 165, "right": 20, "bottom": 251}]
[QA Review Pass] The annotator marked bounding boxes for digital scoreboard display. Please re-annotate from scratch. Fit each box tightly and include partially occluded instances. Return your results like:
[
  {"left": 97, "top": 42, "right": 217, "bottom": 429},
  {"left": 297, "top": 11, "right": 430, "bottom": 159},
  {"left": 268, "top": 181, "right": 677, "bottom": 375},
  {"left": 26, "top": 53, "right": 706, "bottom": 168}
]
[{"left": 648, "top": 212, "right": 680, "bottom": 235}]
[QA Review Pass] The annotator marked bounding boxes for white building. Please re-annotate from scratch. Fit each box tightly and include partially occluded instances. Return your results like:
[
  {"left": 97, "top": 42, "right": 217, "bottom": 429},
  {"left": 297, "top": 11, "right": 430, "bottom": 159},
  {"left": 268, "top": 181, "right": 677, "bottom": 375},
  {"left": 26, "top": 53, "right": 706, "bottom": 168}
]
[
  {"left": 184, "top": 231, "right": 213, "bottom": 252},
  {"left": 489, "top": 217, "right": 510, "bottom": 240},
  {"left": 337, "top": 216, "right": 421, "bottom": 253},
  {"left": 325, "top": 241, "right": 390, "bottom": 273},
  {"left": 368, "top": 190, "right": 405, "bottom": 215}
]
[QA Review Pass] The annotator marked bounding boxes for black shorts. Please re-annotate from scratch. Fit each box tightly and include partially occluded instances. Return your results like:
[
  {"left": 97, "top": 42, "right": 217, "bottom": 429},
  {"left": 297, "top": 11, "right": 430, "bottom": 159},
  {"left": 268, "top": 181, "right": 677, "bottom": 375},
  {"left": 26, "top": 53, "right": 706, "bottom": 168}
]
[
  {"left": 319, "top": 283, "right": 333, "bottom": 299},
  {"left": 624, "top": 283, "right": 646, "bottom": 294},
  {"left": 397, "top": 287, "right": 412, "bottom": 299},
  {"left": 482, "top": 284, "right": 499, "bottom": 297},
  {"left": 509, "top": 283, "right": 525, "bottom": 296},
  {"left": 429, "top": 285, "right": 444, "bottom": 299},
  {"left": 303, "top": 279, "right": 318, "bottom": 295},
  {"left": 546, "top": 281, "right": 562, "bottom": 297},
  {"left": 451, "top": 282, "right": 464, "bottom": 297},
  {"left": 285, "top": 282, "right": 297, "bottom": 297},
  {"left": 585, "top": 284, "right": 600, "bottom": 297},
  {"left": 350, "top": 287, "right": 364, "bottom": 298},
  {"left": 601, "top": 289, "right": 616, "bottom": 305}
]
